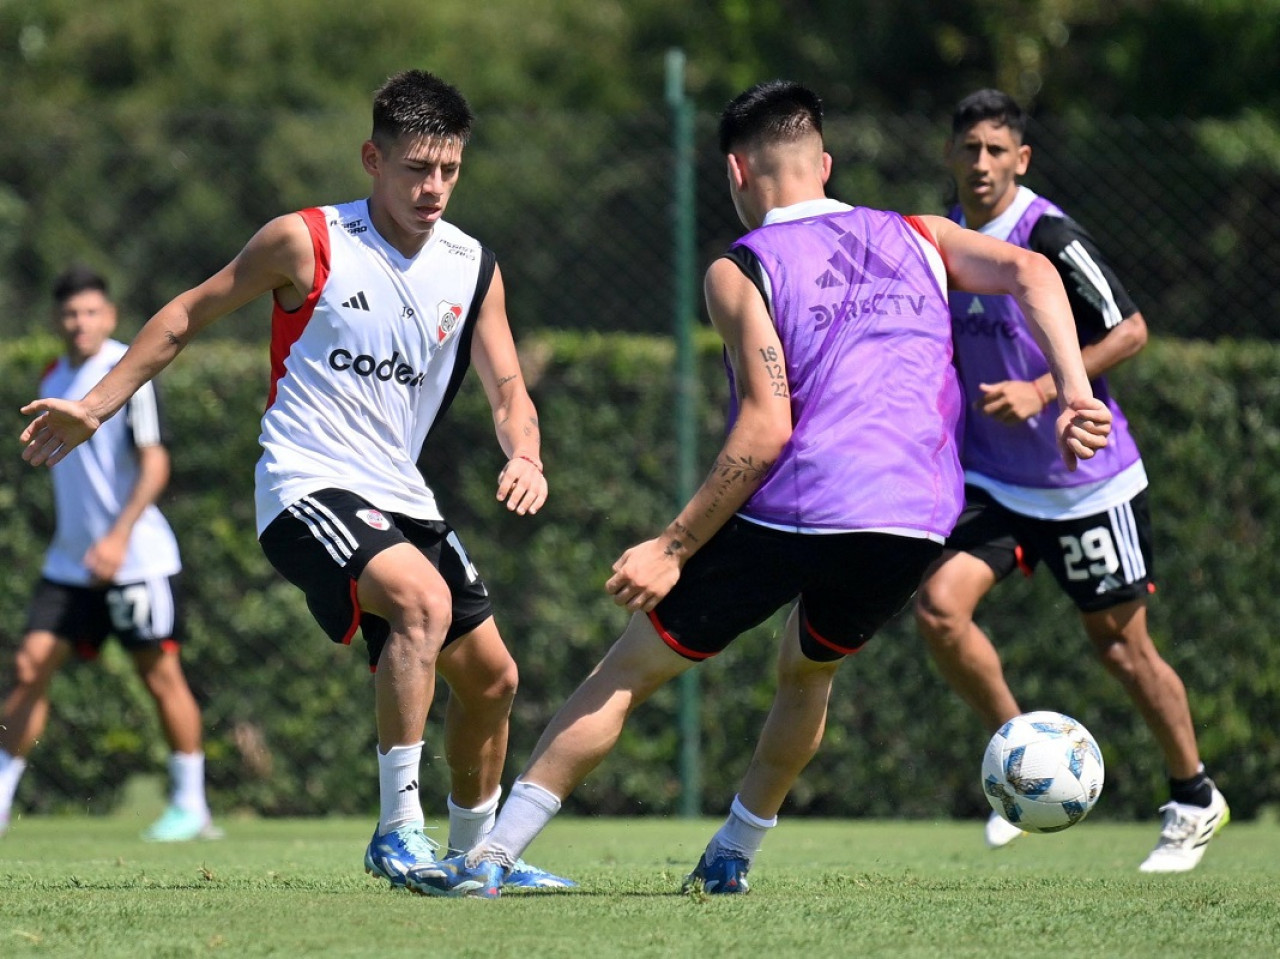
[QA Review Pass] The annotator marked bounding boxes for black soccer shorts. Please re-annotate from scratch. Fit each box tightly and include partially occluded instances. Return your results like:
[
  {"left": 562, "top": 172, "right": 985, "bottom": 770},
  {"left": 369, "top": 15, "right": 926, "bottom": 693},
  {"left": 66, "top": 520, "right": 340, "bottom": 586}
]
[
  {"left": 24, "top": 575, "right": 184, "bottom": 659},
  {"left": 648, "top": 516, "right": 941, "bottom": 663},
  {"left": 258, "top": 488, "right": 494, "bottom": 668},
  {"left": 946, "top": 484, "right": 1155, "bottom": 612}
]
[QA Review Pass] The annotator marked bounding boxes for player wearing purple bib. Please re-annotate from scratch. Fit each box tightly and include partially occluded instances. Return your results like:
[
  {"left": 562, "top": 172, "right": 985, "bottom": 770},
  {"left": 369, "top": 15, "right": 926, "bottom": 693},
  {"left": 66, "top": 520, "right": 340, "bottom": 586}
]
[
  {"left": 914, "top": 89, "right": 1227, "bottom": 872},
  {"left": 414, "top": 80, "right": 1109, "bottom": 898}
]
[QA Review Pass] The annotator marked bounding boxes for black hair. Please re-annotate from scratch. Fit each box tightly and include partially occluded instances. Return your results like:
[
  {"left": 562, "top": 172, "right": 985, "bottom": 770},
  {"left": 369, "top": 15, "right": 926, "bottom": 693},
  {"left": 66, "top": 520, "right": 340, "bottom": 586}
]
[
  {"left": 718, "top": 79, "right": 824, "bottom": 154},
  {"left": 52, "top": 264, "right": 108, "bottom": 305},
  {"left": 371, "top": 70, "right": 474, "bottom": 149},
  {"left": 951, "top": 89, "right": 1028, "bottom": 141}
]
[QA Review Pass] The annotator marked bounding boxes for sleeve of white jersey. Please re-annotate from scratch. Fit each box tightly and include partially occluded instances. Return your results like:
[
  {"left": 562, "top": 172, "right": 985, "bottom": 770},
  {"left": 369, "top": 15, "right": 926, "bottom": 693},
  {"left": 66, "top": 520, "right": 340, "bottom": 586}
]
[{"left": 125, "top": 380, "right": 165, "bottom": 448}]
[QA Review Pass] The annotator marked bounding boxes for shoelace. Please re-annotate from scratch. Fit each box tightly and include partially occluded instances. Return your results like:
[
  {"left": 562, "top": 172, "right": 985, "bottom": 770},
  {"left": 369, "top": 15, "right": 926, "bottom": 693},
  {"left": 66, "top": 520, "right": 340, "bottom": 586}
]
[
  {"left": 396, "top": 826, "right": 441, "bottom": 860},
  {"left": 1154, "top": 803, "right": 1197, "bottom": 844}
]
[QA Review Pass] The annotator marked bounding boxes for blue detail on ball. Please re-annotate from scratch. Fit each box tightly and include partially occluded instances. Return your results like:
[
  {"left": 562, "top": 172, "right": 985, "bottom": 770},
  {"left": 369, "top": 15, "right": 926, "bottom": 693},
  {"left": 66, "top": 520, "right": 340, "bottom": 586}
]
[{"left": 1004, "top": 745, "right": 1055, "bottom": 799}]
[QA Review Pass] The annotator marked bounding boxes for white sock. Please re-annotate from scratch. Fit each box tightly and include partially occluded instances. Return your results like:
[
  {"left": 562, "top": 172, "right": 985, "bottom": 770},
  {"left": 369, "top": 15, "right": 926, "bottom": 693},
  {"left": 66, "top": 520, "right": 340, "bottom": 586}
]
[
  {"left": 469, "top": 779, "right": 561, "bottom": 869},
  {"left": 377, "top": 742, "right": 424, "bottom": 835},
  {"left": 0, "top": 749, "right": 28, "bottom": 818},
  {"left": 706, "top": 795, "right": 777, "bottom": 866},
  {"left": 447, "top": 786, "right": 501, "bottom": 854},
  {"left": 168, "top": 751, "right": 209, "bottom": 817}
]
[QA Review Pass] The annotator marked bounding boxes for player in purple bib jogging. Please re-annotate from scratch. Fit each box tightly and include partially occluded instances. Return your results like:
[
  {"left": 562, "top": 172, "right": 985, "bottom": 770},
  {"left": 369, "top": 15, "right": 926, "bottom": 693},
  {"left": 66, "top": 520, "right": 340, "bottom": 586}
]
[
  {"left": 413, "top": 80, "right": 1110, "bottom": 898},
  {"left": 914, "top": 89, "right": 1228, "bottom": 871}
]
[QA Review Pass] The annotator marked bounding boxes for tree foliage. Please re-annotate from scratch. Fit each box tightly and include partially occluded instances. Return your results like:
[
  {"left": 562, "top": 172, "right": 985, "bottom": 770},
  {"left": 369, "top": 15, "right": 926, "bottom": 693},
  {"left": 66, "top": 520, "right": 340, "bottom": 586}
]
[
  {"left": 0, "top": 333, "right": 1276, "bottom": 821},
  {"left": 2, "top": 0, "right": 1277, "bottom": 328}
]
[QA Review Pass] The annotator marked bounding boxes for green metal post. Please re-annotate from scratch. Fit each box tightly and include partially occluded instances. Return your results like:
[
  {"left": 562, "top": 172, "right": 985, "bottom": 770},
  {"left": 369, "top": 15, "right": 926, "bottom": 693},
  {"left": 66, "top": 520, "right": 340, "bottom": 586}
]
[{"left": 665, "top": 48, "right": 701, "bottom": 818}]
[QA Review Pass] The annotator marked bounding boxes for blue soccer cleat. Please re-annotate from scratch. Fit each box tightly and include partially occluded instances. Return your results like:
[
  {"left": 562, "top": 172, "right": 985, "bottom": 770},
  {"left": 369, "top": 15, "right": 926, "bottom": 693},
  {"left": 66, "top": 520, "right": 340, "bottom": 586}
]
[
  {"left": 503, "top": 858, "right": 577, "bottom": 891},
  {"left": 409, "top": 853, "right": 506, "bottom": 899},
  {"left": 682, "top": 850, "right": 751, "bottom": 894},
  {"left": 364, "top": 825, "right": 441, "bottom": 889},
  {"left": 142, "top": 805, "right": 224, "bottom": 842}
]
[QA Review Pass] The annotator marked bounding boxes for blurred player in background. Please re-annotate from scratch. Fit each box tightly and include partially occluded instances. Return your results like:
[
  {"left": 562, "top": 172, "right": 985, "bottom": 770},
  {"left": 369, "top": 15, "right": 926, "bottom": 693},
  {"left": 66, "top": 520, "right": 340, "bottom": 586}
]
[
  {"left": 914, "top": 89, "right": 1227, "bottom": 872},
  {"left": 18, "top": 71, "right": 571, "bottom": 890},
  {"left": 0, "top": 266, "right": 217, "bottom": 842},
  {"left": 413, "top": 79, "right": 1110, "bottom": 898}
]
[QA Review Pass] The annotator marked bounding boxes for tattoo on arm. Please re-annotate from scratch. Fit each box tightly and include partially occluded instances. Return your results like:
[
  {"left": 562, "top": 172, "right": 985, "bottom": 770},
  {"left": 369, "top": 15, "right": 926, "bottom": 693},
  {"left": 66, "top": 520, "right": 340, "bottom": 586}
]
[
  {"left": 671, "top": 520, "right": 700, "bottom": 545},
  {"left": 756, "top": 345, "right": 789, "bottom": 398},
  {"left": 702, "top": 454, "right": 774, "bottom": 519},
  {"left": 496, "top": 374, "right": 517, "bottom": 387},
  {"left": 711, "top": 454, "right": 773, "bottom": 484}
]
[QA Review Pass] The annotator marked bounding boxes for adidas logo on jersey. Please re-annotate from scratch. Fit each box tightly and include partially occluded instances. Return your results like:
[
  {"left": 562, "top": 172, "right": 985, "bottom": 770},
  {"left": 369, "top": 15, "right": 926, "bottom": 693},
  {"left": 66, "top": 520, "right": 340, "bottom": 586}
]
[{"left": 341, "top": 291, "right": 371, "bottom": 311}]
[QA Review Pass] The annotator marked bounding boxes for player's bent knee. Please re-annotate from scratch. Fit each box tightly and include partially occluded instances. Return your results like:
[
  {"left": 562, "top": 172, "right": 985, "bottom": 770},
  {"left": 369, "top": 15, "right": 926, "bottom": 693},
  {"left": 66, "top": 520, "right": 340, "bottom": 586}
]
[
  {"left": 12, "top": 650, "right": 60, "bottom": 689},
  {"left": 1093, "top": 639, "right": 1142, "bottom": 683},
  {"left": 915, "top": 599, "right": 965, "bottom": 647},
  {"left": 393, "top": 589, "right": 454, "bottom": 642},
  {"left": 470, "top": 657, "right": 518, "bottom": 706}
]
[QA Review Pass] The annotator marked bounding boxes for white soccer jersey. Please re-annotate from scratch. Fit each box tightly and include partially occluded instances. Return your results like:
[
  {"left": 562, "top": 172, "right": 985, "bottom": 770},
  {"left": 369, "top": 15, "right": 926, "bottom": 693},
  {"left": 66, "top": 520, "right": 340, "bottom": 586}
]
[
  {"left": 39, "top": 339, "right": 182, "bottom": 585},
  {"left": 255, "top": 200, "right": 495, "bottom": 534}
]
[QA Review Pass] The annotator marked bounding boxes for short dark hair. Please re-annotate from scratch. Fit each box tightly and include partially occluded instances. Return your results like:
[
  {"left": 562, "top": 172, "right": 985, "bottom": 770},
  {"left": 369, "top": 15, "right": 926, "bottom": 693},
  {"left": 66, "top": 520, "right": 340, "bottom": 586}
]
[
  {"left": 371, "top": 70, "right": 474, "bottom": 149},
  {"left": 52, "top": 265, "right": 108, "bottom": 305},
  {"left": 951, "top": 89, "right": 1028, "bottom": 141},
  {"left": 718, "top": 80, "right": 824, "bottom": 154}
]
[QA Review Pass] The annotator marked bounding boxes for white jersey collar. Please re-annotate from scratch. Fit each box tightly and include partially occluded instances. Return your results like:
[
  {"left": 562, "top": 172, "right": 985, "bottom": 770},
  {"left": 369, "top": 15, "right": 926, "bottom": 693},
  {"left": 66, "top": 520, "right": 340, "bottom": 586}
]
[
  {"left": 762, "top": 197, "right": 853, "bottom": 226},
  {"left": 960, "top": 186, "right": 1039, "bottom": 241}
]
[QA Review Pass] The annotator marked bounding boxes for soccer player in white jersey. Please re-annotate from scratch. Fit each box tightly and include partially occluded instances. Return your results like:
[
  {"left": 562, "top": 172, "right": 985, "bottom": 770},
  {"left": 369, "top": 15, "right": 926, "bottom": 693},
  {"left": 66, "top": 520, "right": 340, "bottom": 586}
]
[
  {"left": 0, "top": 266, "right": 217, "bottom": 842},
  {"left": 914, "top": 89, "right": 1227, "bottom": 871},
  {"left": 18, "top": 71, "right": 571, "bottom": 890}
]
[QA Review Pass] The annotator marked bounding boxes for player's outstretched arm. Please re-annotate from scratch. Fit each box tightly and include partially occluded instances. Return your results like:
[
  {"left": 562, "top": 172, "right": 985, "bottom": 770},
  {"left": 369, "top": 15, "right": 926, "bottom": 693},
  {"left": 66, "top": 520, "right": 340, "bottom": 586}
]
[
  {"left": 605, "top": 256, "right": 793, "bottom": 613},
  {"left": 470, "top": 263, "right": 547, "bottom": 517},
  {"left": 919, "top": 214, "right": 1111, "bottom": 469},
  {"left": 21, "top": 214, "right": 315, "bottom": 468}
]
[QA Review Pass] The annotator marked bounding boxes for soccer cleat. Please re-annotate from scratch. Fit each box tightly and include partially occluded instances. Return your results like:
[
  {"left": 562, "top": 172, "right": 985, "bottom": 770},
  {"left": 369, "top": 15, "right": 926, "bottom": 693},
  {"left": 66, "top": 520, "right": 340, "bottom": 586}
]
[
  {"left": 682, "top": 850, "right": 751, "bottom": 895},
  {"left": 409, "top": 853, "right": 506, "bottom": 899},
  {"left": 141, "top": 805, "right": 224, "bottom": 842},
  {"left": 364, "top": 825, "right": 441, "bottom": 889},
  {"left": 503, "top": 858, "right": 577, "bottom": 891},
  {"left": 984, "top": 811, "right": 1026, "bottom": 848},
  {"left": 1138, "top": 787, "right": 1230, "bottom": 873}
]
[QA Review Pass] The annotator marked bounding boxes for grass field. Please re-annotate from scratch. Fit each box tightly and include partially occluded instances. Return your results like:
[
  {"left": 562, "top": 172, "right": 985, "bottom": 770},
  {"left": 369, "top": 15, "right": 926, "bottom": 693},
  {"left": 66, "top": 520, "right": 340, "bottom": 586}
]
[{"left": 1, "top": 810, "right": 1275, "bottom": 958}]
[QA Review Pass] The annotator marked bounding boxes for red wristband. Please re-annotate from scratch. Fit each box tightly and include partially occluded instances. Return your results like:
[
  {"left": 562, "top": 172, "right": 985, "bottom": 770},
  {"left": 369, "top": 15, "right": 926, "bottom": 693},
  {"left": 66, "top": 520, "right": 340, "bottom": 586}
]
[
  {"left": 1031, "top": 380, "right": 1048, "bottom": 410},
  {"left": 516, "top": 454, "right": 543, "bottom": 472}
]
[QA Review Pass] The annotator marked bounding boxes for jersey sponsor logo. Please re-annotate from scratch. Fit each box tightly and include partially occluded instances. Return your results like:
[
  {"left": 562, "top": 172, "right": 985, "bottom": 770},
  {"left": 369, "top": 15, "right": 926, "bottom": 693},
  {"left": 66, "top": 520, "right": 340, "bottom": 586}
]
[
  {"left": 356, "top": 508, "right": 391, "bottom": 531},
  {"left": 440, "top": 239, "right": 477, "bottom": 260},
  {"left": 343, "top": 218, "right": 369, "bottom": 235},
  {"left": 327, "top": 348, "right": 426, "bottom": 387},
  {"left": 341, "top": 291, "right": 371, "bottom": 311},
  {"left": 808, "top": 292, "right": 931, "bottom": 330},
  {"left": 437, "top": 301, "right": 463, "bottom": 343},
  {"left": 952, "top": 299, "right": 1018, "bottom": 339}
]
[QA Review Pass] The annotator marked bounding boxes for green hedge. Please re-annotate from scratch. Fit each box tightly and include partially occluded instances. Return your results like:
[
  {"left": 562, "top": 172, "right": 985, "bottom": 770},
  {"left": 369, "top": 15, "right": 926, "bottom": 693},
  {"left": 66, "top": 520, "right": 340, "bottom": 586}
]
[{"left": 1, "top": 332, "right": 1276, "bottom": 822}]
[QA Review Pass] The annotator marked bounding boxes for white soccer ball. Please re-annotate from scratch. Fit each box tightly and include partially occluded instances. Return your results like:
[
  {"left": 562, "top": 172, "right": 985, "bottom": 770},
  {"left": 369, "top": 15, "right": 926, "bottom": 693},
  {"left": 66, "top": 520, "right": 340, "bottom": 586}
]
[{"left": 981, "top": 710, "right": 1105, "bottom": 833}]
